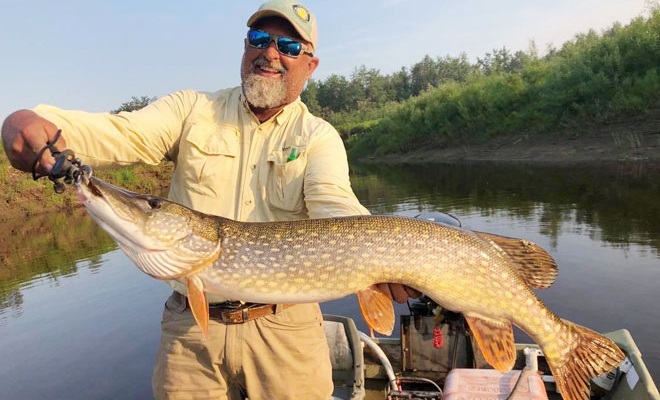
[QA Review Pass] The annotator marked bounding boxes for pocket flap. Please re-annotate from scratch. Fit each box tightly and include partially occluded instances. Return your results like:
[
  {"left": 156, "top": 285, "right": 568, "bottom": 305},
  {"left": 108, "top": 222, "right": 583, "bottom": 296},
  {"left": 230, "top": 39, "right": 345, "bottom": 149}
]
[{"left": 186, "top": 123, "right": 239, "bottom": 156}]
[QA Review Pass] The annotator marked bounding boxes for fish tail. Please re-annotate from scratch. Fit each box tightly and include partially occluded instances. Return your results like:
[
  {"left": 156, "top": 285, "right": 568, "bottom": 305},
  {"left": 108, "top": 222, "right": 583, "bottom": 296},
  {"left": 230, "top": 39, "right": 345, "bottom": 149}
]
[{"left": 547, "top": 320, "right": 625, "bottom": 400}]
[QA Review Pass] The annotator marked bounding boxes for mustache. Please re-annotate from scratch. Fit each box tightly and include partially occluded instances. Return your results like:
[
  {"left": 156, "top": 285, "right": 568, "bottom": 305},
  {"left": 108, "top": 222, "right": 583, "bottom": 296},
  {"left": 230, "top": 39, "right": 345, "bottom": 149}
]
[{"left": 253, "top": 56, "right": 286, "bottom": 74}]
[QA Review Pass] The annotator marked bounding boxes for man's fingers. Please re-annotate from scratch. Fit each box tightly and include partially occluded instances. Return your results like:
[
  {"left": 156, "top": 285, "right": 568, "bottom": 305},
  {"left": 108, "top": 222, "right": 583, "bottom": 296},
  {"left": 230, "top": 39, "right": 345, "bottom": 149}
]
[
  {"left": 384, "top": 283, "right": 410, "bottom": 303},
  {"left": 375, "top": 283, "right": 422, "bottom": 304},
  {"left": 2, "top": 110, "right": 62, "bottom": 173},
  {"left": 404, "top": 286, "right": 422, "bottom": 299}
]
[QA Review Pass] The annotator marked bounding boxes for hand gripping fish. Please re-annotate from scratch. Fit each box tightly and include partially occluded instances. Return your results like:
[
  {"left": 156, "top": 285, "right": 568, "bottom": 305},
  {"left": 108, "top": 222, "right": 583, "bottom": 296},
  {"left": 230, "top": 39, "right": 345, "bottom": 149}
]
[{"left": 76, "top": 176, "right": 624, "bottom": 400}]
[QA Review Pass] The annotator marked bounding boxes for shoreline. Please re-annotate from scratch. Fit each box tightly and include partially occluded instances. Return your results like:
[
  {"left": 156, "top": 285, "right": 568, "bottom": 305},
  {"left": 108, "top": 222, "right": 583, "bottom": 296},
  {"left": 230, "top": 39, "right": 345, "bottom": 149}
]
[{"left": 357, "top": 118, "right": 660, "bottom": 165}]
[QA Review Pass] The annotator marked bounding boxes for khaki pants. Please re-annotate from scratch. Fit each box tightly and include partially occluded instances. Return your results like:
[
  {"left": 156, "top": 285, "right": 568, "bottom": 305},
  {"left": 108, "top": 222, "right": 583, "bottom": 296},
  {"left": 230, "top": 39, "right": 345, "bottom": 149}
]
[{"left": 152, "top": 293, "right": 333, "bottom": 400}]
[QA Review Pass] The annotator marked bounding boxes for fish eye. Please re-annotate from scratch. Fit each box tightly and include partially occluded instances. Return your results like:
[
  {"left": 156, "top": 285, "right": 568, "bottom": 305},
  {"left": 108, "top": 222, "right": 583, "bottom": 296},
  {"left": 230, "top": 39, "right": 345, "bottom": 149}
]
[{"left": 147, "top": 198, "right": 162, "bottom": 209}]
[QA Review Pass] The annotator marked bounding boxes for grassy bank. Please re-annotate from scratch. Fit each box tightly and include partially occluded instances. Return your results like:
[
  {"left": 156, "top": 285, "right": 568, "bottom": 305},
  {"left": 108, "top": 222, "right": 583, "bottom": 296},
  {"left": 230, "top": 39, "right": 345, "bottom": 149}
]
[
  {"left": 305, "top": 7, "right": 660, "bottom": 159},
  {"left": 0, "top": 148, "right": 173, "bottom": 217}
]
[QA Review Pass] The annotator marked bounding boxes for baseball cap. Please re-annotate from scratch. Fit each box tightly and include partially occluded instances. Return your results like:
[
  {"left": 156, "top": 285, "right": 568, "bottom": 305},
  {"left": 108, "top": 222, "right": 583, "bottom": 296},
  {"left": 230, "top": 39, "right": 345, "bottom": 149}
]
[{"left": 247, "top": 0, "right": 318, "bottom": 52}]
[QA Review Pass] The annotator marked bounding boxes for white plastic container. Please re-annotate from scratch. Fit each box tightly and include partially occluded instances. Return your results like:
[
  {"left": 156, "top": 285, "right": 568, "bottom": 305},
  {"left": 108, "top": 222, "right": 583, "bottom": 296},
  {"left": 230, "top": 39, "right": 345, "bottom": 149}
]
[{"left": 442, "top": 369, "right": 548, "bottom": 400}]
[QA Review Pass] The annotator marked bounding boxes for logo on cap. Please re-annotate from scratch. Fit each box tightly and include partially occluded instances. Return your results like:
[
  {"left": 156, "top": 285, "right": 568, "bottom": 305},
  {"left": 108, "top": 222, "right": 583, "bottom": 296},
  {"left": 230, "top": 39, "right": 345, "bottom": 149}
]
[{"left": 292, "top": 5, "right": 310, "bottom": 22}]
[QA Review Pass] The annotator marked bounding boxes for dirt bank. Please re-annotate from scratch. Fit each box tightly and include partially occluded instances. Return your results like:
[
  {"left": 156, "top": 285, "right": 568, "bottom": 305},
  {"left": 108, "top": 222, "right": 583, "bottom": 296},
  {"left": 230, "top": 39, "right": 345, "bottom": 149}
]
[{"left": 363, "top": 118, "right": 660, "bottom": 164}]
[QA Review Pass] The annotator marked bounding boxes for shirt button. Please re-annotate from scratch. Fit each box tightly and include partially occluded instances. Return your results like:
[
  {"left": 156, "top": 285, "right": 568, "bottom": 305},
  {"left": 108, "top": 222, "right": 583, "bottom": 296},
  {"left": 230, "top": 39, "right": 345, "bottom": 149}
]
[
  {"left": 244, "top": 200, "right": 253, "bottom": 206},
  {"left": 250, "top": 164, "right": 257, "bottom": 170}
]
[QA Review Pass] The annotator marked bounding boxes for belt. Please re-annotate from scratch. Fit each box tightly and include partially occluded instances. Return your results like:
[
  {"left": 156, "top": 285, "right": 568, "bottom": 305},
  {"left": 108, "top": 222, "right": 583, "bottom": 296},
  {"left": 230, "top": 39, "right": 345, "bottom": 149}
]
[
  {"left": 210, "top": 303, "right": 294, "bottom": 324},
  {"left": 181, "top": 295, "right": 294, "bottom": 324}
]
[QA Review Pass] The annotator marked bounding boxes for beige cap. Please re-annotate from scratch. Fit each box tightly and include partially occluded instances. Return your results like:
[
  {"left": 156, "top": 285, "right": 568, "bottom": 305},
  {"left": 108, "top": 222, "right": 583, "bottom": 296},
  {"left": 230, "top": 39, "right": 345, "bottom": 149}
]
[{"left": 247, "top": 0, "right": 318, "bottom": 52}]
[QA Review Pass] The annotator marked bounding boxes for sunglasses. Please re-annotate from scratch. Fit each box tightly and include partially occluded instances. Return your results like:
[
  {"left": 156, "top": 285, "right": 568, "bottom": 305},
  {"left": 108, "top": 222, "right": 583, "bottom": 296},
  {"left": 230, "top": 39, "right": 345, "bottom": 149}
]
[{"left": 247, "top": 29, "right": 313, "bottom": 58}]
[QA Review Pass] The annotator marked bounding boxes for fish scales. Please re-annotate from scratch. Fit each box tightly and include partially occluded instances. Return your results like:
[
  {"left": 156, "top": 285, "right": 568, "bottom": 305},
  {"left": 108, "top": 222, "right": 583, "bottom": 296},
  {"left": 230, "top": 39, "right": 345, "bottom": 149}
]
[
  {"left": 205, "top": 217, "right": 568, "bottom": 359},
  {"left": 205, "top": 216, "right": 531, "bottom": 311},
  {"left": 75, "top": 176, "right": 625, "bottom": 400}
]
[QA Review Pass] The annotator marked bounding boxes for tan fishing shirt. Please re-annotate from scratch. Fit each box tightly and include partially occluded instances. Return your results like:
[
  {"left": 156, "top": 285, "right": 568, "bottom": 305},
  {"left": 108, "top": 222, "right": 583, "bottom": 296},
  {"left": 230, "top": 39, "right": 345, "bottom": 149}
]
[{"left": 35, "top": 87, "right": 369, "bottom": 301}]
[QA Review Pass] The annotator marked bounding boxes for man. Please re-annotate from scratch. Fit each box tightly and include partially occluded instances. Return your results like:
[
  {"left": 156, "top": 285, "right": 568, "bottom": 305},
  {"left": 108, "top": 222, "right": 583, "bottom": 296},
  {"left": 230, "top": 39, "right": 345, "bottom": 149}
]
[{"left": 2, "top": 1, "right": 416, "bottom": 399}]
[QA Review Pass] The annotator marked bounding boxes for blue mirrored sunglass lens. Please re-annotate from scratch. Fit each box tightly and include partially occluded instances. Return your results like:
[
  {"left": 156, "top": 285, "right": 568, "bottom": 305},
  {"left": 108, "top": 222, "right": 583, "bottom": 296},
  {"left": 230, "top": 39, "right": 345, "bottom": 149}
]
[
  {"left": 277, "top": 38, "right": 302, "bottom": 56},
  {"left": 248, "top": 30, "right": 272, "bottom": 48}
]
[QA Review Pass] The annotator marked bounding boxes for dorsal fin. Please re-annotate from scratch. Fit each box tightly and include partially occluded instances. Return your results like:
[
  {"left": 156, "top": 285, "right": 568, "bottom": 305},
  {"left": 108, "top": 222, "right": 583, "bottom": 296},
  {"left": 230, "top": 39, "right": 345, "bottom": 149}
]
[
  {"left": 475, "top": 231, "right": 558, "bottom": 289},
  {"left": 464, "top": 314, "right": 516, "bottom": 372},
  {"left": 357, "top": 285, "right": 395, "bottom": 336}
]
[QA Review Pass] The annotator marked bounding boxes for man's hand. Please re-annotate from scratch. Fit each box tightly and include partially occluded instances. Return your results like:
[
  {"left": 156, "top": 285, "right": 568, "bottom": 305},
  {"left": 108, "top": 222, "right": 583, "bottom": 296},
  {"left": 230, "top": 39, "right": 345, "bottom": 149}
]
[
  {"left": 1, "top": 110, "right": 64, "bottom": 174},
  {"left": 376, "top": 283, "right": 422, "bottom": 304}
]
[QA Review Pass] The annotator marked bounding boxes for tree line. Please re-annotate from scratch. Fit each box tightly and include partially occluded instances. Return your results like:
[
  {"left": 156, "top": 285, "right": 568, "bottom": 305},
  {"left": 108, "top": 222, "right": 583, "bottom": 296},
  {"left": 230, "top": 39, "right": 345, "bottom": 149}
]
[
  {"left": 301, "top": 6, "right": 660, "bottom": 157},
  {"left": 112, "top": 6, "right": 659, "bottom": 159}
]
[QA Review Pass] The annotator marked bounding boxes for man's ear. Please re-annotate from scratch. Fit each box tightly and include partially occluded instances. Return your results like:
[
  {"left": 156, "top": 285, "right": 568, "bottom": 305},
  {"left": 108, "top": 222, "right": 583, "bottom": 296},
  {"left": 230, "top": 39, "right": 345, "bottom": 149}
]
[{"left": 307, "top": 56, "right": 319, "bottom": 77}]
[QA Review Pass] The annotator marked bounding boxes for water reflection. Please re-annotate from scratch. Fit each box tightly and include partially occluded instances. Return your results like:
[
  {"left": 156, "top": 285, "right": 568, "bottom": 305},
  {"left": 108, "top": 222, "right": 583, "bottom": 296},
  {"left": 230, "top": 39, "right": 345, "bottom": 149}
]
[
  {"left": 0, "top": 208, "right": 117, "bottom": 325},
  {"left": 351, "top": 161, "right": 660, "bottom": 253}
]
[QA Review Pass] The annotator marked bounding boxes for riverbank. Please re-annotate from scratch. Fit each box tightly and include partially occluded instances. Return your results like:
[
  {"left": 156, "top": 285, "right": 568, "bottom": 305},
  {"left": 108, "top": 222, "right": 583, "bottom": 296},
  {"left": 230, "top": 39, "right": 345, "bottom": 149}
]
[{"left": 361, "top": 117, "right": 660, "bottom": 164}]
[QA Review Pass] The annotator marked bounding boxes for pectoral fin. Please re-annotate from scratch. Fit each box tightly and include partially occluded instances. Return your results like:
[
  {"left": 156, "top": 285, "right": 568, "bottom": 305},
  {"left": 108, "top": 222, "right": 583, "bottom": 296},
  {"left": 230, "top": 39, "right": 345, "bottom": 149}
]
[
  {"left": 464, "top": 314, "right": 516, "bottom": 372},
  {"left": 187, "top": 275, "right": 209, "bottom": 337},
  {"left": 357, "top": 285, "right": 395, "bottom": 336}
]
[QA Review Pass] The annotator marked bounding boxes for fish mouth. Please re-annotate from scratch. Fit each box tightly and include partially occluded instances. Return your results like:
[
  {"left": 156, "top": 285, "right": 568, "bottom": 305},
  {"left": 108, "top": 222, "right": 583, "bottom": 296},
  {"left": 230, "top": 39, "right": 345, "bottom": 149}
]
[
  {"left": 75, "top": 176, "right": 169, "bottom": 252},
  {"left": 75, "top": 176, "right": 220, "bottom": 279}
]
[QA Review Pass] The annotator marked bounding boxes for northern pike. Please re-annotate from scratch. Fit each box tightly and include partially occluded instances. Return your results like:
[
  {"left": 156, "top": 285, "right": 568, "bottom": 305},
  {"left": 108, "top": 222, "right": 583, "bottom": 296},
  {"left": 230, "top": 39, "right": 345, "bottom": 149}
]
[{"left": 76, "top": 176, "right": 624, "bottom": 400}]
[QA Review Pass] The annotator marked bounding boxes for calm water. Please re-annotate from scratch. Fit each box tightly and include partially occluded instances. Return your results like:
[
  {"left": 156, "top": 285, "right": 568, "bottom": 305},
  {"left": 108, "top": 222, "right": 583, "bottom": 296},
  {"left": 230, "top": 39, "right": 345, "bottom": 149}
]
[{"left": 1, "top": 161, "right": 658, "bottom": 399}]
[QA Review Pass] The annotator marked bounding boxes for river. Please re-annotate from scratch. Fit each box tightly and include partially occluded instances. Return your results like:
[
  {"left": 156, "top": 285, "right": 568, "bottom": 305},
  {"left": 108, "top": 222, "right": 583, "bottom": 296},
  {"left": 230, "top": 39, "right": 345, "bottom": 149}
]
[{"left": 0, "top": 161, "right": 658, "bottom": 399}]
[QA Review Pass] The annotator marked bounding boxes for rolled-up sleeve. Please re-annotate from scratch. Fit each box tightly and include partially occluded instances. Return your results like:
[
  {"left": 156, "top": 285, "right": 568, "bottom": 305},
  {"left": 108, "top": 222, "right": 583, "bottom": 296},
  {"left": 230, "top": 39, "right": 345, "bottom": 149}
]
[
  {"left": 303, "top": 127, "right": 370, "bottom": 218},
  {"left": 33, "top": 90, "right": 199, "bottom": 168}
]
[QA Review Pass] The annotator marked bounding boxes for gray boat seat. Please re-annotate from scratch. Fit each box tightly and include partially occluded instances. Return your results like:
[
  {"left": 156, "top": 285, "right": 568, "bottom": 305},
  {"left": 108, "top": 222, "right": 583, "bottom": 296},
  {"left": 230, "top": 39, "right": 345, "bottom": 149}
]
[{"left": 323, "top": 314, "right": 366, "bottom": 400}]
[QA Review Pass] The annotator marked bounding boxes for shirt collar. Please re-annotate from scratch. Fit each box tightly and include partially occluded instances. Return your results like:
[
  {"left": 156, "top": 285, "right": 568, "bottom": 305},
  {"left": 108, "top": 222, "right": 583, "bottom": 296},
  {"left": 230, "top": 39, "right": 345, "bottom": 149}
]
[{"left": 240, "top": 93, "right": 301, "bottom": 126}]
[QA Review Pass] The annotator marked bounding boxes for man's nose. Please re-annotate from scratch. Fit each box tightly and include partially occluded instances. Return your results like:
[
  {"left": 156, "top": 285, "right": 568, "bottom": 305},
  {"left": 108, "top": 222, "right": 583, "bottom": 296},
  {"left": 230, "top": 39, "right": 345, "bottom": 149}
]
[{"left": 264, "top": 41, "right": 280, "bottom": 60}]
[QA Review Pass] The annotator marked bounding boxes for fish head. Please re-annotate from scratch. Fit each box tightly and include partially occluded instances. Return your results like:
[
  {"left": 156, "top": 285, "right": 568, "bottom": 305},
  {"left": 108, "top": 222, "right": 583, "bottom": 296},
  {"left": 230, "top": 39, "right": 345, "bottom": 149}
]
[{"left": 75, "top": 176, "right": 221, "bottom": 279}]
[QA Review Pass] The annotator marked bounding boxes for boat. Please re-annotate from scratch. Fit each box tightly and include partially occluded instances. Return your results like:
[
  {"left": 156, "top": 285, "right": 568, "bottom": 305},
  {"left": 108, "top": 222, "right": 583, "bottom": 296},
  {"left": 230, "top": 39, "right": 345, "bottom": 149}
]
[
  {"left": 323, "top": 212, "right": 660, "bottom": 400},
  {"left": 324, "top": 311, "right": 659, "bottom": 400}
]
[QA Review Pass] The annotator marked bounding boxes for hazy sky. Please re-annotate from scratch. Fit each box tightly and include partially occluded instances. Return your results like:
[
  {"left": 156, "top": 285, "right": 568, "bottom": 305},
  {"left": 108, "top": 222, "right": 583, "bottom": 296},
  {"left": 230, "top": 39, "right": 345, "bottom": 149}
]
[{"left": 0, "top": 0, "right": 653, "bottom": 119}]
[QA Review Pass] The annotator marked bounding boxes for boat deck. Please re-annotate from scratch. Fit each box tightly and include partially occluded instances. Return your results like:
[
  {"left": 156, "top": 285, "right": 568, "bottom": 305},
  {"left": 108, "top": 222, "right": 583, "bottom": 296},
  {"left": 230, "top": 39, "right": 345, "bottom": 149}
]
[{"left": 328, "top": 314, "right": 660, "bottom": 400}]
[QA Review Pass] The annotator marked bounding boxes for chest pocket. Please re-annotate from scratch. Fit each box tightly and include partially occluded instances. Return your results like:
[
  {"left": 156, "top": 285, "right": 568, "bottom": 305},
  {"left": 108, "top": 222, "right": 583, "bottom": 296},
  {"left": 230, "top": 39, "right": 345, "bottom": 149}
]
[
  {"left": 179, "top": 123, "right": 239, "bottom": 197},
  {"left": 266, "top": 146, "right": 307, "bottom": 213}
]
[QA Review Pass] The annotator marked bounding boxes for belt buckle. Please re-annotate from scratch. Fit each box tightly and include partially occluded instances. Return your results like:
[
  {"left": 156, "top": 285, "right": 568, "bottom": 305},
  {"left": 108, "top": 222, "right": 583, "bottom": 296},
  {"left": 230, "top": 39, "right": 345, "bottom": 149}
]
[{"left": 221, "top": 307, "right": 251, "bottom": 323}]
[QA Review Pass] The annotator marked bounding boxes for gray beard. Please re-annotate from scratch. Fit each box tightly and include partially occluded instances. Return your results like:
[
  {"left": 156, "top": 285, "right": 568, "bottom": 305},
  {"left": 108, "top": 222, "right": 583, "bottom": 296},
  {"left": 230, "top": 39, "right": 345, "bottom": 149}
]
[{"left": 242, "top": 73, "right": 288, "bottom": 109}]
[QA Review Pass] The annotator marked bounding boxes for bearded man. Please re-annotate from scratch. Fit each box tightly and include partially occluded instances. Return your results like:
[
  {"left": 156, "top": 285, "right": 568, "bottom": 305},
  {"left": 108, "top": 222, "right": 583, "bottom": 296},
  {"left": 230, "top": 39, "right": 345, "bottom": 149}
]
[{"left": 1, "top": 1, "right": 418, "bottom": 398}]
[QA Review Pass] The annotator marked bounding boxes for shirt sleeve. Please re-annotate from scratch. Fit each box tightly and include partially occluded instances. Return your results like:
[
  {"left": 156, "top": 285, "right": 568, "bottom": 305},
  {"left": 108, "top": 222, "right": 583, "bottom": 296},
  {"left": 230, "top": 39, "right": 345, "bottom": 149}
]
[
  {"left": 33, "top": 90, "right": 199, "bottom": 168},
  {"left": 303, "top": 125, "right": 370, "bottom": 218}
]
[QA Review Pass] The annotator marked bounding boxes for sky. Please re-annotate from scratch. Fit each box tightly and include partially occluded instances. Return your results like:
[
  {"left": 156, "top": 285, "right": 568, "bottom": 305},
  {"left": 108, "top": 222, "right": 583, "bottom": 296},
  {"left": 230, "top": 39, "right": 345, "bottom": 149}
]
[{"left": 0, "top": 0, "right": 654, "bottom": 120}]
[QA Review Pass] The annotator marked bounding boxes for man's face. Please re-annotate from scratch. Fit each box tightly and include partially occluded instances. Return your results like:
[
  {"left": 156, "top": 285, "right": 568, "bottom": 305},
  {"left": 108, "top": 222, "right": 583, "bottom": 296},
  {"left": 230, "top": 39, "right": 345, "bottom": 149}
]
[{"left": 241, "top": 18, "right": 319, "bottom": 110}]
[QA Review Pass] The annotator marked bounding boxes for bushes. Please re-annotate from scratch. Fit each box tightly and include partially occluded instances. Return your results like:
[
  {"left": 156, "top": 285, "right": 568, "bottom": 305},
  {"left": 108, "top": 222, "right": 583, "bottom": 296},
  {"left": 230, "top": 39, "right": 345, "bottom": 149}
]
[{"left": 343, "top": 7, "right": 660, "bottom": 158}]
